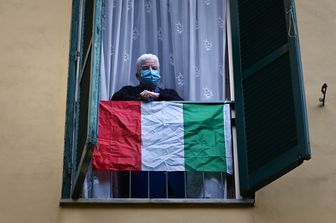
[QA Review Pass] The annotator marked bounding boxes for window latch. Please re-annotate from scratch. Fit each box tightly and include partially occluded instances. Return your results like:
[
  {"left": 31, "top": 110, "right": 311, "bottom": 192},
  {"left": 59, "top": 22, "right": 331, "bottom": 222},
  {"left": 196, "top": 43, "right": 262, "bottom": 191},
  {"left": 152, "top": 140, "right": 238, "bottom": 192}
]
[{"left": 319, "top": 83, "right": 328, "bottom": 106}]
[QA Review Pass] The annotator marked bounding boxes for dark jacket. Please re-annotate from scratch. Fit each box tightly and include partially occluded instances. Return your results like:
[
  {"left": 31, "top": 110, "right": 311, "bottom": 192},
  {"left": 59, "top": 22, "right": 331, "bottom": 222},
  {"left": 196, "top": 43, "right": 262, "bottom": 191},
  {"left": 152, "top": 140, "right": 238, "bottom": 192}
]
[{"left": 111, "top": 85, "right": 183, "bottom": 101}]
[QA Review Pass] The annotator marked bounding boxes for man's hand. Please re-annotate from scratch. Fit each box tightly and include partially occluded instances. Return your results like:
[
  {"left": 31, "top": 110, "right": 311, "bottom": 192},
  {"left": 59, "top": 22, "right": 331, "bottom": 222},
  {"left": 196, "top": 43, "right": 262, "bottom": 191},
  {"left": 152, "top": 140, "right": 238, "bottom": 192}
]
[{"left": 139, "top": 90, "right": 159, "bottom": 100}]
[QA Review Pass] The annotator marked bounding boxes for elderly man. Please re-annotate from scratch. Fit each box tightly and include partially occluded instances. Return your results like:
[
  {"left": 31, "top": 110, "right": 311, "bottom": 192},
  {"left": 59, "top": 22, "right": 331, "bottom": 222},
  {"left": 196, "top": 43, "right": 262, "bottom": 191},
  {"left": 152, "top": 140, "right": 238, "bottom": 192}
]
[
  {"left": 112, "top": 53, "right": 183, "bottom": 101},
  {"left": 111, "top": 53, "right": 184, "bottom": 198}
]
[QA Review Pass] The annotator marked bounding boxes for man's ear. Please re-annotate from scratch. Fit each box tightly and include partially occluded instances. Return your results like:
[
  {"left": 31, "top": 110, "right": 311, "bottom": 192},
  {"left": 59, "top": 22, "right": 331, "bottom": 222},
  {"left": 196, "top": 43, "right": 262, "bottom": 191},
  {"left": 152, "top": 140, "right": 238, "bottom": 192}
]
[{"left": 136, "top": 72, "right": 140, "bottom": 80}]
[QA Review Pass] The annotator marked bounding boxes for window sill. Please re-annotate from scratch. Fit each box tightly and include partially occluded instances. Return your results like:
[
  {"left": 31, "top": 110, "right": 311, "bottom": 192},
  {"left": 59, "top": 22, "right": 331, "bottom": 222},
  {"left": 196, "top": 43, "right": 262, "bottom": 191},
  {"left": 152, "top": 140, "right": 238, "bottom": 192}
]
[{"left": 60, "top": 198, "right": 255, "bottom": 207}]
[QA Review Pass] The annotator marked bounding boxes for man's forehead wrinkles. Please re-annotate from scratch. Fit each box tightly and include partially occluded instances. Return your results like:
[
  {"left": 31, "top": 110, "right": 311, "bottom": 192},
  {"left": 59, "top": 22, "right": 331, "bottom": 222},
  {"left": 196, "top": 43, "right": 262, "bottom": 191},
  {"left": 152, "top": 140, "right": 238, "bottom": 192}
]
[
  {"left": 142, "top": 62, "right": 157, "bottom": 65},
  {"left": 142, "top": 59, "right": 158, "bottom": 65}
]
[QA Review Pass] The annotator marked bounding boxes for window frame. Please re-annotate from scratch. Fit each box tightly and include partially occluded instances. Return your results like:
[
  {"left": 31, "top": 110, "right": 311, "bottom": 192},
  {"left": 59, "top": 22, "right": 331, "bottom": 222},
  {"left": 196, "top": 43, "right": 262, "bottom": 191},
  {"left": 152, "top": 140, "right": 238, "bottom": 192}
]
[
  {"left": 61, "top": 0, "right": 246, "bottom": 204},
  {"left": 61, "top": 0, "right": 310, "bottom": 205}
]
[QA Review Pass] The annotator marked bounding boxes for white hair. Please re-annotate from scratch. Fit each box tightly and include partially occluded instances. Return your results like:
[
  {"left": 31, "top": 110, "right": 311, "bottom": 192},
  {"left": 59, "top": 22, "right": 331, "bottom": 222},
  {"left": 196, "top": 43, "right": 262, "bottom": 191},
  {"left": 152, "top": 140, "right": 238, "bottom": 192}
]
[{"left": 136, "top": 54, "right": 160, "bottom": 73}]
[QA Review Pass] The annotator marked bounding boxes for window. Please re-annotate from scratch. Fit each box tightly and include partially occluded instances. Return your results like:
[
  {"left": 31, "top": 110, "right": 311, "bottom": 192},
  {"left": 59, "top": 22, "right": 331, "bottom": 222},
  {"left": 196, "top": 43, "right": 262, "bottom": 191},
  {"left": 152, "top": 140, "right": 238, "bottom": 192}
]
[{"left": 61, "top": 0, "right": 310, "bottom": 203}]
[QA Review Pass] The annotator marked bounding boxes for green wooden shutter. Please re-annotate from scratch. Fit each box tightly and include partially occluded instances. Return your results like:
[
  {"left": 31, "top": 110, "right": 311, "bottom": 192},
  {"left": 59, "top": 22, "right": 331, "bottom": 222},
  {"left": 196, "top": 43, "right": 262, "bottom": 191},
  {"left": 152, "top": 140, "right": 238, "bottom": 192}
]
[
  {"left": 62, "top": 0, "right": 81, "bottom": 199},
  {"left": 230, "top": 0, "right": 311, "bottom": 197},
  {"left": 71, "top": 0, "right": 102, "bottom": 199}
]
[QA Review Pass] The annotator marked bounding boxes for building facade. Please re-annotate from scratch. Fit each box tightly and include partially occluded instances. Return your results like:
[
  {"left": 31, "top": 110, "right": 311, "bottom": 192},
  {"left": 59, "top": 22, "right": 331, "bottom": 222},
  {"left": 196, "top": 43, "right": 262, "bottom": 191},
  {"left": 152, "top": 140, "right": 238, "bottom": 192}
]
[{"left": 0, "top": 0, "right": 335, "bottom": 222}]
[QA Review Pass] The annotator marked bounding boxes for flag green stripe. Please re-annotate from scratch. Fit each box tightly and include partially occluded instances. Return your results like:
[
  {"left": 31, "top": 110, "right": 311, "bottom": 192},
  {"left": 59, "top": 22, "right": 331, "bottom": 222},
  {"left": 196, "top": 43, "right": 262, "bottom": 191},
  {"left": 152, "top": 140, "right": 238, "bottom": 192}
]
[{"left": 183, "top": 104, "right": 227, "bottom": 172}]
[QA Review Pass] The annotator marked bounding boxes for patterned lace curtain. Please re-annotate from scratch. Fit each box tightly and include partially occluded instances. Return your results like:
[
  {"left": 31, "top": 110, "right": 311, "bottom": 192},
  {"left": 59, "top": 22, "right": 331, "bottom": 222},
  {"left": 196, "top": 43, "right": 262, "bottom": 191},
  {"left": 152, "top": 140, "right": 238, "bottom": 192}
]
[
  {"left": 84, "top": 0, "right": 229, "bottom": 199},
  {"left": 100, "top": 0, "right": 227, "bottom": 101}
]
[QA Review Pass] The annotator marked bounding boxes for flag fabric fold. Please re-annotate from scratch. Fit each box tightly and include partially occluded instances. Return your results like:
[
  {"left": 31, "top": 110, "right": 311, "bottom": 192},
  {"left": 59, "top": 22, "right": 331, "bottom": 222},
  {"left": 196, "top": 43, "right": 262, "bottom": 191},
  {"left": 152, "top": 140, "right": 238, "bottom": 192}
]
[{"left": 93, "top": 101, "right": 233, "bottom": 174}]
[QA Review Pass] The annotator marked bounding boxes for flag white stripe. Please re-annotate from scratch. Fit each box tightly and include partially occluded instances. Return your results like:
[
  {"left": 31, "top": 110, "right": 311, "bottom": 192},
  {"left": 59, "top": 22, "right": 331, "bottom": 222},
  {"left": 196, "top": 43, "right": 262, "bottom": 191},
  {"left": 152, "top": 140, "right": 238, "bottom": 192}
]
[
  {"left": 224, "top": 104, "right": 233, "bottom": 174},
  {"left": 141, "top": 102, "right": 185, "bottom": 171}
]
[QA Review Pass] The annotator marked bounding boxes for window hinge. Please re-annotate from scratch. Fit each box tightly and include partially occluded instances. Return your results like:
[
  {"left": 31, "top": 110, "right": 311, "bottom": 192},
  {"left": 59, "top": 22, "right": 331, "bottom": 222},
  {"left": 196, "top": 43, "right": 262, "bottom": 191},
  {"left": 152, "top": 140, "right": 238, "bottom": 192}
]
[
  {"left": 72, "top": 51, "right": 81, "bottom": 61},
  {"left": 67, "top": 162, "right": 72, "bottom": 175}
]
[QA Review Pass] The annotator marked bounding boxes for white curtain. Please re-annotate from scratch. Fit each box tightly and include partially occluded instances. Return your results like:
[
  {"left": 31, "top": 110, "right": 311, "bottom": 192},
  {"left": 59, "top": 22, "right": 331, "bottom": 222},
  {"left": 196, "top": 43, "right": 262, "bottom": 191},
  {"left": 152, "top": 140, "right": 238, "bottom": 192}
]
[
  {"left": 100, "top": 0, "right": 227, "bottom": 101},
  {"left": 84, "top": 0, "right": 229, "bottom": 199}
]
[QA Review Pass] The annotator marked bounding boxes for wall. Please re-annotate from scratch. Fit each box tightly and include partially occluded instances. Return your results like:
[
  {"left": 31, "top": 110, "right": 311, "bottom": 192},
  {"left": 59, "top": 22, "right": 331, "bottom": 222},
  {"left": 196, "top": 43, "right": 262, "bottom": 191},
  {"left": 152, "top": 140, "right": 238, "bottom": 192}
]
[{"left": 0, "top": 0, "right": 335, "bottom": 222}]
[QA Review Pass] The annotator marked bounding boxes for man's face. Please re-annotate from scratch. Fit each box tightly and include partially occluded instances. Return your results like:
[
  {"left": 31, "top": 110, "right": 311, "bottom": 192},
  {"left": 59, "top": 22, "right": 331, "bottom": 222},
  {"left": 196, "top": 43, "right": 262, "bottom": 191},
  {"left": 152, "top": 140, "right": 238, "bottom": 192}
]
[{"left": 136, "top": 58, "right": 159, "bottom": 80}]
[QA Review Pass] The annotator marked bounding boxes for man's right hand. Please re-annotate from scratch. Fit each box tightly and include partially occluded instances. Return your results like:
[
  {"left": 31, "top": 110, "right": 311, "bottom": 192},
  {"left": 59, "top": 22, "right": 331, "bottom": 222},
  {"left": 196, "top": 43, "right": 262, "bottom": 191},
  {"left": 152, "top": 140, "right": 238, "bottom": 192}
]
[{"left": 139, "top": 90, "right": 159, "bottom": 100}]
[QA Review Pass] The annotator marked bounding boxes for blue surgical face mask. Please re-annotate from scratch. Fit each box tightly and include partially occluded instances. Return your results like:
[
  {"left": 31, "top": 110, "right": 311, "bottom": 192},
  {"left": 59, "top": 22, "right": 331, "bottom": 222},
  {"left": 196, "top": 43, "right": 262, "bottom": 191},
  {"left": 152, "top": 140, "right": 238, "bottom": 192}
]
[{"left": 140, "top": 69, "right": 161, "bottom": 86}]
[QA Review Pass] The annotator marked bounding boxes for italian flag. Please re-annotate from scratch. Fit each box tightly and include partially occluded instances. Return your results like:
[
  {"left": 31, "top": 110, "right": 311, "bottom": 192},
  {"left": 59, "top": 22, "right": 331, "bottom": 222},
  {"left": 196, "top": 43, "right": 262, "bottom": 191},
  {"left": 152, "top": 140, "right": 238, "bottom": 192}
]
[{"left": 93, "top": 101, "right": 232, "bottom": 174}]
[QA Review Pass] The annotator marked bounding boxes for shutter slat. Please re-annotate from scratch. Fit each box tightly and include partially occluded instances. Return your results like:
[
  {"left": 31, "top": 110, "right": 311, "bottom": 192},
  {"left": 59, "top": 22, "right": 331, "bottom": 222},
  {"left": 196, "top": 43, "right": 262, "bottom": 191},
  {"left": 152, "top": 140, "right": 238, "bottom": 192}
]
[{"left": 238, "top": 0, "right": 288, "bottom": 70}]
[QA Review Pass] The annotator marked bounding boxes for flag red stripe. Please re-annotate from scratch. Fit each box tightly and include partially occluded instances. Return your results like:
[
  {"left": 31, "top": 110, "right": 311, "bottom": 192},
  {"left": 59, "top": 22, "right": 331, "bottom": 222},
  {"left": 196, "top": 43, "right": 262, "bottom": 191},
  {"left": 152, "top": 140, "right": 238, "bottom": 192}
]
[{"left": 93, "top": 101, "right": 142, "bottom": 170}]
